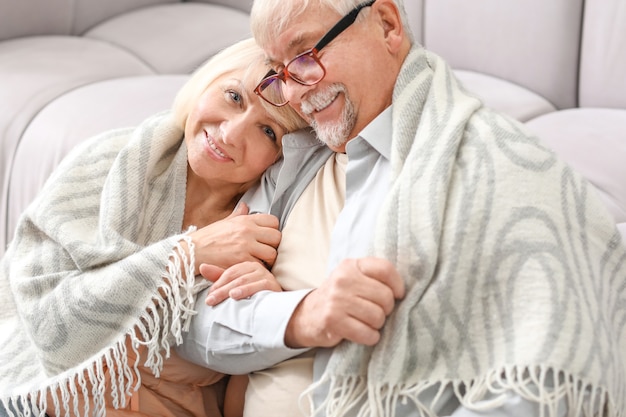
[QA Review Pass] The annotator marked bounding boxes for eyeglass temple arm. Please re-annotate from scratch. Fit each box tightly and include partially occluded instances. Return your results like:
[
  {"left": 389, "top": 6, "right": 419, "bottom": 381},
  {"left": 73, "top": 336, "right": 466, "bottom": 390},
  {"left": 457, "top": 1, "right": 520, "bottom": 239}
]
[{"left": 314, "top": 0, "right": 376, "bottom": 51}]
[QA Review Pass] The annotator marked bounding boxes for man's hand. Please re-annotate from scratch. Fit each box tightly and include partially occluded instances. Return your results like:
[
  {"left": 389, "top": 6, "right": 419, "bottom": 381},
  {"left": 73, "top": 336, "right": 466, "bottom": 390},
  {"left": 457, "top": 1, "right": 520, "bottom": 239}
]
[
  {"left": 284, "top": 257, "right": 405, "bottom": 348},
  {"left": 202, "top": 261, "right": 282, "bottom": 306}
]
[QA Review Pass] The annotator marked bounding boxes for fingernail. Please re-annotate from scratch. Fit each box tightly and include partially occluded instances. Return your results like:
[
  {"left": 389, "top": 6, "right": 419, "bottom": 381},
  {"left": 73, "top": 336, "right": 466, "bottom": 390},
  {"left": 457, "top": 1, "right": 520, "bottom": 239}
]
[
  {"left": 206, "top": 295, "right": 216, "bottom": 306},
  {"left": 230, "top": 288, "right": 242, "bottom": 299}
]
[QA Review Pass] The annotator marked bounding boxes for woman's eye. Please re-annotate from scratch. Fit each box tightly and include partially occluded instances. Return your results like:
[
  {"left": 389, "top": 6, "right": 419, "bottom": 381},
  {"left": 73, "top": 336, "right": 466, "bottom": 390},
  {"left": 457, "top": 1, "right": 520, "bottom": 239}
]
[
  {"left": 227, "top": 89, "right": 242, "bottom": 104},
  {"left": 263, "top": 126, "right": 277, "bottom": 142}
]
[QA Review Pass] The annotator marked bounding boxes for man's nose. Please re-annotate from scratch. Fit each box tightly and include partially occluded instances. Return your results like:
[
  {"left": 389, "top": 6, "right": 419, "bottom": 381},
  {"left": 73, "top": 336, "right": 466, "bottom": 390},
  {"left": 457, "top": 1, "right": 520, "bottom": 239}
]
[{"left": 282, "top": 77, "right": 312, "bottom": 106}]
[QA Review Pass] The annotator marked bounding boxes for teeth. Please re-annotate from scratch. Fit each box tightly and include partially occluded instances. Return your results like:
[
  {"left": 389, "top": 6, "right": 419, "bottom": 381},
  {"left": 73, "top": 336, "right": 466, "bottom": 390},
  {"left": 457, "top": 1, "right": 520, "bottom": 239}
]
[
  {"left": 303, "top": 95, "right": 334, "bottom": 115},
  {"left": 208, "top": 136, "right": 226, "bottom": 157},
  {"left": 315, "top": 97, "right": 334, "bottom": 112},
  {"left": 302, "top": 84, "right": 344, "bottom": 116}
]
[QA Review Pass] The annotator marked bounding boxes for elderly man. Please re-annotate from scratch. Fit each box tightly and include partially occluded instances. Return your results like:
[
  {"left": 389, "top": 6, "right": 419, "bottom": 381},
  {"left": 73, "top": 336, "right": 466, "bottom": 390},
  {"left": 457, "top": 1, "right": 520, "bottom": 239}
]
[{"left": 178, "top": 0, "right": 626, "bottom": 416}]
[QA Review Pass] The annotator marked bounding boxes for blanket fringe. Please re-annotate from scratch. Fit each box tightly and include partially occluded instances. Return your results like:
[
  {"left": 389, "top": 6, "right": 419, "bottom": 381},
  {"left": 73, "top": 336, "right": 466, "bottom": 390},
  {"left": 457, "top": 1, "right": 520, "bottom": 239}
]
[
  {"left": 1, "top": 235, "right": 199, "bottom": 417},
  {"left": 305, "top": 364, "right": 618, "bottom": 417}
]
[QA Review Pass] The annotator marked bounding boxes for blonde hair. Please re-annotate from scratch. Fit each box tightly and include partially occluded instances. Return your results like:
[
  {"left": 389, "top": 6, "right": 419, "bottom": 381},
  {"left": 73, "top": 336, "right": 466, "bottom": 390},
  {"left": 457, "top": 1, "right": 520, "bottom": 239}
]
[
  {"left": 172, "top": 38, "right": 307, "bottom": 133},
  {"left": 250, "top": 0, "right": 413, "bottom": 49}
]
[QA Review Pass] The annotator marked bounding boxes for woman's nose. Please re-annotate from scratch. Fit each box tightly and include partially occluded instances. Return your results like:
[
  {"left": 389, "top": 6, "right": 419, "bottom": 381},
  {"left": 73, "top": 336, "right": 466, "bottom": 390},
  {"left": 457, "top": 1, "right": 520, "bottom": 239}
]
[
  {"left": 220, "top": 120, "right": 243, "bottom": 145},
  {"left": 219, "top": 113, "right": 252, "bottom": 146}
]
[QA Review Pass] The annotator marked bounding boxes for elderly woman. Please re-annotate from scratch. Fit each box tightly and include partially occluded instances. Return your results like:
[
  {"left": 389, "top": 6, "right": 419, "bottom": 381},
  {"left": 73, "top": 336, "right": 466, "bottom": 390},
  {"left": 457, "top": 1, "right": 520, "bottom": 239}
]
[{"left": 0, "top": 38, "right": 307, "bottom": 417}]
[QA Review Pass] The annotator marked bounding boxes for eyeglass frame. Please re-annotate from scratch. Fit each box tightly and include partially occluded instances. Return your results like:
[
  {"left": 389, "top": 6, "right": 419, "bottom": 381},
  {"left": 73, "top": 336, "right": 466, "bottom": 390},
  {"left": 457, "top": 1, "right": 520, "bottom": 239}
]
[{"left": 254, "top": 0, "right": 377, "bottom": 107}]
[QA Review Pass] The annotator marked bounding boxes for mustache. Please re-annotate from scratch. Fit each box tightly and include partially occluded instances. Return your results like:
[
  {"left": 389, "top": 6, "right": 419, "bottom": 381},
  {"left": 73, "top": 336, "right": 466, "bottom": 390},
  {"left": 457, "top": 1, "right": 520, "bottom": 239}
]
[{"left": 300, "top": 83, "right": 347, "bottom": 116}]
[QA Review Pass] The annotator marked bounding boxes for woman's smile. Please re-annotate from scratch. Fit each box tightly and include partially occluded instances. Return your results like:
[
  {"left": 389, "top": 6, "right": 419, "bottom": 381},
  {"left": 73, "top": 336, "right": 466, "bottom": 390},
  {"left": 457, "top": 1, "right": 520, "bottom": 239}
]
[{"left": 204, "top": 130, "right": 231, "bottom": 161}]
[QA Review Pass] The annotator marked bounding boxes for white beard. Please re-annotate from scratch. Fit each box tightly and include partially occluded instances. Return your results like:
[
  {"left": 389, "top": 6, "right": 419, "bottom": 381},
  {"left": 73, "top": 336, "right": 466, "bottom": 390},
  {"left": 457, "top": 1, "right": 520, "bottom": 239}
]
[{"left": 301, "top": 83, "right": 356, "bottom": 149}]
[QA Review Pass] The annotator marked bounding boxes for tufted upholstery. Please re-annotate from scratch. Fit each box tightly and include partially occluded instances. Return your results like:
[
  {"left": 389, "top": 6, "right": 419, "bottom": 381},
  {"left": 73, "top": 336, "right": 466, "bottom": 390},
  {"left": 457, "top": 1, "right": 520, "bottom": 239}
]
[{"left": 1, "top": 0, "right": 625, "bottom": 255}]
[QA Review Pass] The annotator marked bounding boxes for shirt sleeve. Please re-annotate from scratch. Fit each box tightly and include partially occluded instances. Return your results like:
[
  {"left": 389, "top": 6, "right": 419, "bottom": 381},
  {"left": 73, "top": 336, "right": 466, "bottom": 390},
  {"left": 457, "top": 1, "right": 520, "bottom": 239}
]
[{"left": 176, "top": 287, "right": 312, "bottom": 375}]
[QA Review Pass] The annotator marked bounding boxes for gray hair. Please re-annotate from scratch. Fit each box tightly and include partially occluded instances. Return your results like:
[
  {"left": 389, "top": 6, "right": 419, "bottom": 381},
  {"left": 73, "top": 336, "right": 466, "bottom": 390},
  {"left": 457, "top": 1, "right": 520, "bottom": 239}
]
[{"left": 250, "top": 0, "right": 414, "bottom": 49}]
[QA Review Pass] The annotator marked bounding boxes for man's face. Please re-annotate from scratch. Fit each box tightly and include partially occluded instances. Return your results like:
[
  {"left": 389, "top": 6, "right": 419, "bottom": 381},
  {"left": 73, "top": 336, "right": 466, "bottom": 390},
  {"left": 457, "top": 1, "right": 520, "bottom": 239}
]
[{"left": 262, "top": 3, "right": 395, "bottom": 152}]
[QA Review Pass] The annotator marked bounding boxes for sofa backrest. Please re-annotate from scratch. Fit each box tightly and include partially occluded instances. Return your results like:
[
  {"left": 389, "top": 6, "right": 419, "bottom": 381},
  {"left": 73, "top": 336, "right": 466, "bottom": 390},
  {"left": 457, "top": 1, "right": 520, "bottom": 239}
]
[
  {"left": 193, "top": 0, "right": 252, "bottom": 14},
  {"left": 0, "top": 0, "right": 179, "bottom": 40},
  {"left": 578, "top": 0, "right": 626, "bottom": 108},
  {"left": 401, "top": 0, "right": 423, "bottom": 44},
  {"left": 418, "top": 0, "right": 584, "bottom": 110}
]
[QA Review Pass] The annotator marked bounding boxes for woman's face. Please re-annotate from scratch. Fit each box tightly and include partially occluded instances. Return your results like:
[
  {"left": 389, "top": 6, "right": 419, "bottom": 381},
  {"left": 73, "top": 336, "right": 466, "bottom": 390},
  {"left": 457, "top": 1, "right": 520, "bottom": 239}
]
[{"left": 184, "top": 70, "right": 286, "bottom": 190}]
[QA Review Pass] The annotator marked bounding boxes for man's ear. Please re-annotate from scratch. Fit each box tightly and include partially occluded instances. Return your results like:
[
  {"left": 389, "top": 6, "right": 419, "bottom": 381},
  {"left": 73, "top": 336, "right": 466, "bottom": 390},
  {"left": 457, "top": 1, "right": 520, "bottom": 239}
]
[{"left": 373, "top": 0, "right": 406, "bottom": 53}]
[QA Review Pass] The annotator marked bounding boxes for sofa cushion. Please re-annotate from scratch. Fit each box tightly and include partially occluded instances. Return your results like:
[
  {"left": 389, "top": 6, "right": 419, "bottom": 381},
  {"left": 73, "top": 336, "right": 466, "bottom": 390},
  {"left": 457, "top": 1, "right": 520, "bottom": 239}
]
[
  {"left": 85, "top": 3, "right": 251, "bottom": 74},
  {"left": 3, "top": 75, "right": 188, "bottom": 246},
  {"left": 526, "top": 108, "right": 626, "bottom": 223},
  {"left": 454, "top": 70, "right": 556, "bottom": 122},
  {"left": 194, "top": 0, "right": 252, "bottom": 14},
  {"left": 423, "top": 0, "right": 583, "bottom": 110},
  {"left": 0, "top": 0, "right": 177, "bottom": 41},
  {"left": 0, "top": 36, "right": 153, "bottom": 242}
]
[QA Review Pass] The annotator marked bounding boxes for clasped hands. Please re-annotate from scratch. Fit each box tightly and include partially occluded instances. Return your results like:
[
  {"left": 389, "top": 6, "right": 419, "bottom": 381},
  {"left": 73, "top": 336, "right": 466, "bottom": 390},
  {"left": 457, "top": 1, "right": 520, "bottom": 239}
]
[{"left": 191, "top": 203, "right": 405, "bottom": 349}]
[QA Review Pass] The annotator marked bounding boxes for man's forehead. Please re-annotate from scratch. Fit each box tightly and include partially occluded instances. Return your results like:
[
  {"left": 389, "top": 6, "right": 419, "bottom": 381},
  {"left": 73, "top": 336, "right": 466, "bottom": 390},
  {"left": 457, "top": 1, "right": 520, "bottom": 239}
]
[
  {"left": 264, "top": 30, "right": 318, "bottom": 65},
  {"left": 261, "top": 2, "right": 340, "bottom": 64}
]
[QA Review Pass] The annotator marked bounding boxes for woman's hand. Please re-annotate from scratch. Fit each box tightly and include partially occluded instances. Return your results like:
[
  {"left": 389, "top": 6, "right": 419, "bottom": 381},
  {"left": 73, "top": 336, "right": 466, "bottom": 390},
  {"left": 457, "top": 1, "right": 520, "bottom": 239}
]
[
  {"left": 189, "top": 203, "right": 281, "bottom": 270},
  {"left": 201, "top": 261, "right": 282, "bottom": 306}
]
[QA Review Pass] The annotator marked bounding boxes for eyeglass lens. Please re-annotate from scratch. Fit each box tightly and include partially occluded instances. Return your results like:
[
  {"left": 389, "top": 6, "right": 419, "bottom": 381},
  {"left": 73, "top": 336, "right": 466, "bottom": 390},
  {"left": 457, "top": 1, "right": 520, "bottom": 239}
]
[
  {"left": 257, "top": 77, "right": 285, "bottom": 106},
  {"left": 289, "top": 53, "right": 325, "bottom": 84},
  {"left": 259, "top": 53, "right": 325, "bottom": 105}
]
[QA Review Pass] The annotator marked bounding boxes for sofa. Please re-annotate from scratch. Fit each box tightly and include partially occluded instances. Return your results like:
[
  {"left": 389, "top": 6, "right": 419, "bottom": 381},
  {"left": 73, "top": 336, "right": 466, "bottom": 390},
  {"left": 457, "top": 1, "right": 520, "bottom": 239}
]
[{"left": 1, "top": 0, "right": 625, "bottom": 257}]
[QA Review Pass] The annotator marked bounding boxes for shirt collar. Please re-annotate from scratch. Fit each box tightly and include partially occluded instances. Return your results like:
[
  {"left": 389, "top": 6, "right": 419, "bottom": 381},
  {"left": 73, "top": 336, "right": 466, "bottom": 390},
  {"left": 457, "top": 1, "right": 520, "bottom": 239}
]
[{"left": 349, "top": 106, "right": 393, "bottom": 160}]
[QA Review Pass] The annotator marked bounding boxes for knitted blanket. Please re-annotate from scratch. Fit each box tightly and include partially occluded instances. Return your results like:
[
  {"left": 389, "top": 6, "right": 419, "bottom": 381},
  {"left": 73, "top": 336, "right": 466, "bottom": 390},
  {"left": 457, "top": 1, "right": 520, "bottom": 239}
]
[
  {"left": 0, "top": 112, "right": 202, "bottom": 416},
  {"left": 309, "top": 46, "right": 626, "bottom": 416}
]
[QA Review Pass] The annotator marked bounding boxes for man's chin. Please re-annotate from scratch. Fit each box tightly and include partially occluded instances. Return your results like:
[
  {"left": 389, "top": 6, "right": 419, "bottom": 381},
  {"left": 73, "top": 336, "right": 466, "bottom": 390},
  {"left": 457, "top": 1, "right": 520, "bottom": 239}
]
[
  {"left": 313, "top": 123, "right": 349, "bottom": 150},
  {"left": 325, "top": 142, "right": 348, "bottom": 152},
  {"left": 306, "top": 91, "right": 355, "bottom": 150}
]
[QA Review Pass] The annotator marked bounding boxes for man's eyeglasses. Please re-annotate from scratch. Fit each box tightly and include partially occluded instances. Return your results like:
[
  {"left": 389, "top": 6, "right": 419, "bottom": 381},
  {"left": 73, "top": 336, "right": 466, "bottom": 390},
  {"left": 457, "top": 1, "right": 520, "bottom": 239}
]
[{"left": 254, "top": 0, "right": 376, "bottom": 107}]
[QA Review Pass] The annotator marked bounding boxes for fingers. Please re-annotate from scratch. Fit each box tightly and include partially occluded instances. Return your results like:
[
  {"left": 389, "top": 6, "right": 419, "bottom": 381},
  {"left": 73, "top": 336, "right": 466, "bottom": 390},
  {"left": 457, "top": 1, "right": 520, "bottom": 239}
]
[
  {"left": 284, "top": 257, "right": 404, "bottom": 349},
  {"left": 329, "top": 258, "right": 404, "bottom": 312},
  {"left": 198, "top": 263, "right": 224, "bottom": 282},
  {"left": 225, "top": 203, "right": 282, "bottom": 254},
  {"left": 191, "top": 212, "right": 281, "bottom": 270},
  {"left": 346, "top": 294, "right": 388, "bottom": 331},
  {"left": 242, "top": 215, "right": 281, "bottom": 267},
  {"left": 250, "top": 241, "right": 279, "bottom": 268},
  {"left": 205, "top": 262, "right": 282, "bottom": 306},
  {"left": 356, "top": 257, "right": 405, "bottom": 299},
  {"left": 320, "top": 296, "right": 389, "bottom": 346},
  {"left": 227, "top": 202, "right": 249, "bottom": 217},
  {"left": 225, "top": 212, "right": 281, "bottom": 256},
  {"left": 330, "top": 316, "right": 384, "bottom": 346},
  {"left": 247, "top": 212, "right": 279, "bottom": 229},
  {"left": 228, "top": 280, "right": 281, "bottom": 300}
]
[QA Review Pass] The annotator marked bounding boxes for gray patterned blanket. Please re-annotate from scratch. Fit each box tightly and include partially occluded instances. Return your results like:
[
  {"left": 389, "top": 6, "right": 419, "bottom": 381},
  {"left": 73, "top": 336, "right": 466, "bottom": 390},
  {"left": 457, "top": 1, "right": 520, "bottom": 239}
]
[
  {"left": 310, "top": 46, "right": 626, "bottom": 417},
  {"left": 0, "top": 112, "right": 200, "bottom": 416}
]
